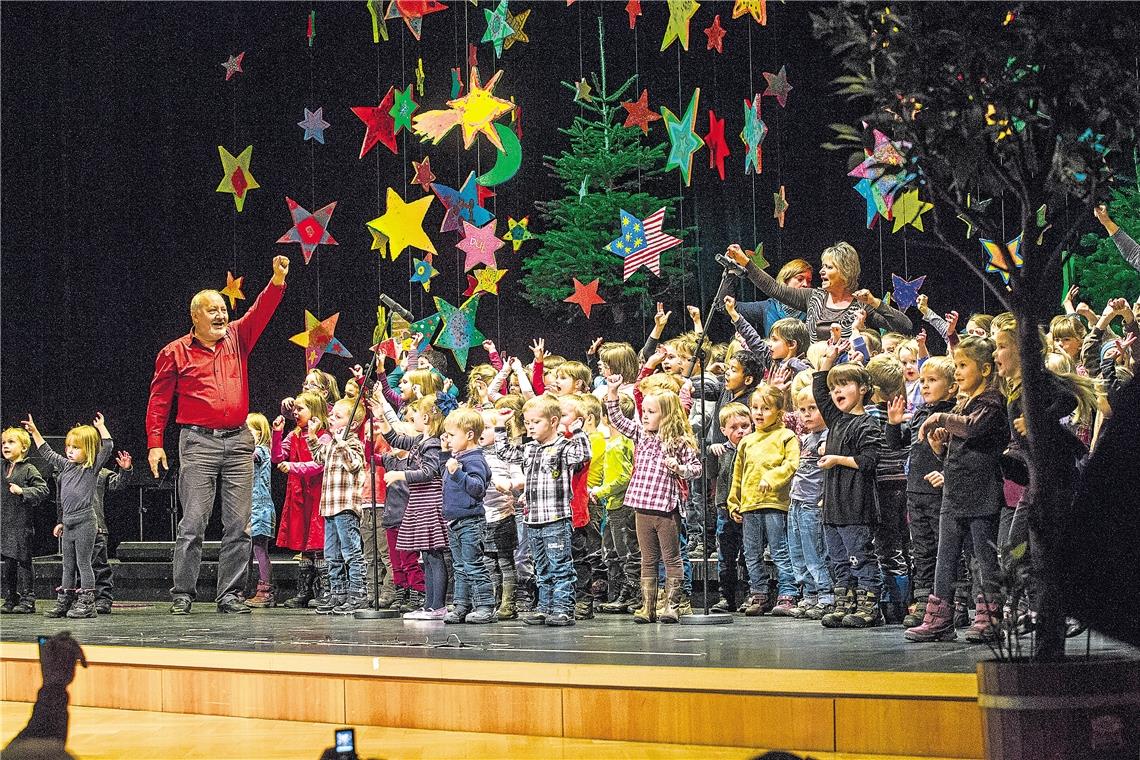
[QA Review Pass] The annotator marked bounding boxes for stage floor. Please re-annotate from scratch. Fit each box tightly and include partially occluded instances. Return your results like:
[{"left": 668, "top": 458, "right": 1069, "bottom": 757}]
[{"left": 2, "top": 602, "right": 1134, "bottom": 674}]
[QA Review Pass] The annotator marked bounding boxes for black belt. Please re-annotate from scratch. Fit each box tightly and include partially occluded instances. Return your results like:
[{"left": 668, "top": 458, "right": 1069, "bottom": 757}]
[{"left": 184, "top": 425, "right": 245, "bottom": 438}]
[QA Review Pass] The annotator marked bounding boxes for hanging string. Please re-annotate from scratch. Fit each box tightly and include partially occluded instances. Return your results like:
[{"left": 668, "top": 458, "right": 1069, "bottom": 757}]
[
  {"left": 376, "top": 20, "right": 386, "bottom": 316},
  {"left": 230, "top": 5, "right": 239, "bottom": 297},
  {"left": 747, "top": 21, "right": 757, "bottom": 301},
  {"left": 675, "top": 41, "right": 686, "bottom": 311},
  {"left": 400, "top": 20, "right": 412, "bottom": 311},
  {"left": 878, "top": 222, "right": 885, "bottom": 298},
  {"left": 903, "top": 228, "right": 909, "bottom": 279},
  {"left": 308, "top": 5, "right": 320, "bottom": 317}
]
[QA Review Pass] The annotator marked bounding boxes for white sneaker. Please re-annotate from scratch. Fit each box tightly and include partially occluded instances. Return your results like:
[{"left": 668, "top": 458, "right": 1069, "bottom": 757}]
[{"left": 403, "top": 607, "right": 446, "bottom": 620}]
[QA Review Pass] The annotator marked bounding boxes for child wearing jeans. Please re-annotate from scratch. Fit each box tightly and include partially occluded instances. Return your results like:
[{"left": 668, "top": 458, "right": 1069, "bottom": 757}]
[
  {"left": 245, "top": 414, "right": 276, "bottom": 608},
  {"left": 787, "top": 386, "right": 834, "bottom": 620},
  {"left": 440, "top": 409, "right": 495, "bottom": 624}
]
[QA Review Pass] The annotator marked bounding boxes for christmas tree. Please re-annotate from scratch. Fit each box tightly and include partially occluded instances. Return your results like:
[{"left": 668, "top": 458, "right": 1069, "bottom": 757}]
[
  {"left": 521, "top": 18, "right": 693, "bottom": 321},
  {"left": 1070, "top": 158, "right": 1140, "bottom": 307}
]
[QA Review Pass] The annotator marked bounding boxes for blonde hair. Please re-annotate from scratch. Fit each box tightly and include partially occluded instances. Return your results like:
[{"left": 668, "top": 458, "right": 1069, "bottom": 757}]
[
  {"left": 991, "top": 317, "right": 1022, "bottom": 399},
  {"left": 920, "top": 355, "right": 957, "bottom": 389},
  {"left": 403, "top": 368, "right": 443, "bottom": 399},
  {"left": 293, "top": 391, "right": 330, "bottom": 436},
  {"left": 575, "top": 393, "right": 603, "bottom": 427},
  {"left": 643, "top": 390, "right": 697, "bottom": 450},
  {"left": 894, "top": 339, "right": 920, "bottom": 361},
  {"left": 466, "top": 364, "right": 497, "bottom": 404},
  {"left": 790, "top": 369, "right": 814, "bottom": 400},
  {"left": 493, "top": 395, "right": 525, "bottom": 441},
  {"left": 860, "top": 330, "right": 883, "bottom": 355},
  {"left": 750, "top": 384, "right": 788, "bottom": 423},
  {"left": 718, "top": 401, "right": 750, "bottom": 428},
  {"left": 777, "top": 258, "right": 812, "bottom": 285},
  {"left": 598, "top": 342, "right": 639, "bottom": 384},
  {"left": 332, "top": 398, "right": 366, "bottom": 431},
  {"left": 410, "top": 395, "right": 447, "bottom": 438},
  {"left": 866, "top": 354, "right": 906, "bottom": 400},
  {"left": 65, "top": 425, "right": 100, "bottom": 469},
  {"left": 821, "top": 242, "right": 861, "bottom": 291},
  {"left": 806, "top": 341, "right": 830, "bottom": 370},
  {"left": 445, "top": 407, "right": 485, "bottom": 439},
  {"left": 794, "top": 385, "right": 817, "bottom": 406},
  {"left": 522, "top": 394, "right": 563, "bottom": 422},
  {"left": 246, "top": 414, "right": 271, "bottom": 447},
  {"left": 553, "top": 361, "right": 592, "bottom": 392},
  {"left": 305, "top": 369, "right": 341, "bottom": 403},
  {"left": 2, "top": 428, "right": 31, "bottom": 461},
  {"left": 1049, "top": 314, "right": 1087, "bottom": 343},
  {"left": 637, "top": 372, "right": 682, "bottom": 395}
]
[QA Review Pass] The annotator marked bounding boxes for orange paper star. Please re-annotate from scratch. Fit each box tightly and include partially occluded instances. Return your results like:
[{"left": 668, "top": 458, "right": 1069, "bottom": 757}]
[
  {"left": 220, "top": 271, "right": 245, "bottom": 309},
  {"left": 563, "top": 278, "right": 605, "bottom": 318}
]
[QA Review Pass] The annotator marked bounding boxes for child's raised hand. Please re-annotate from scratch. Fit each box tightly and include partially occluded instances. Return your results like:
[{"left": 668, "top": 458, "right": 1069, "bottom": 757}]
[
  {"left": 829, "top": 324, "right": 843, "bottom": 345},
  {"left": 92, "top": 412, "right": 106, "bottom": 429},
  {"left": 1075, "top": 302, "right": 1096, "bottom": 322},
  {"left": 653, "top": 302, "right": 671, "bottom": 330},
  {"left": 851, "top": 307, "right": 867, "bottom": 333},
  {"left": 916, "top": 293, "right": 930, "bottom": 315},
  {"left": 445, "top": 457, "right": 460, "bottom": 474},
  {"left": 116, "top": 451, "right": 132, "bottom": 470},
  {"left": 272, "top": 254, "right": 290, "bottom": 281},
  {"left": 412, "top": 383, "right": 424, "bottom": 399},
  {"left": 272, "top": 416, "right": 286, "bottom": 431},
  {"left": 53, "top": 523, "right": 64, "bottom": 538},
  {"left": 586, "top": 337, "right": 604, "bottom": 356},
  {"left": 306, "top": 419, "right": 321, "bottom": 436},
  {"left": 723, "top": 295, "right": 738, "bottom": 320},
  {"left": 687, "top": 304, "right": 703, "bottom": 326},
  {"left": 944, "top": 310, "right": 959, "bottom": 335},
  {"left": 924, "top": 470, "right": 945, "bottom": 489},
  {"left": 645, "top": 344, "right": 667, "bottom": 369},
  {"left": 887, "top": 395, "right": 907, "bottom": 425},
  {"left": 443, "top": 377, "right": 454, "bottom": 393},
  {"left": 21, "top": 414, "right": 39, "bottom": 437},
  {"left": 605, "top": 373, "right": 623, "bottom": 398},
  {"left": 916, "top": 328, "right": 928, "bottom": 349},
  {"left": 530, "top": 337, "right": 546, "bottom": 363},
  {"left": 769, "top": 365, "right": 792, "bottom": 391},
  {"left": 482, "top": 339, "right": 497, "bottom": 355}
]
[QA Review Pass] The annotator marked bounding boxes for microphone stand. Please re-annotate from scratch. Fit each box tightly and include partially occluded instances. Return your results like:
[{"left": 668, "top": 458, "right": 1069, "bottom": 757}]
[{"left": 679, "top": 256, "right": 741, "bottom": 626}]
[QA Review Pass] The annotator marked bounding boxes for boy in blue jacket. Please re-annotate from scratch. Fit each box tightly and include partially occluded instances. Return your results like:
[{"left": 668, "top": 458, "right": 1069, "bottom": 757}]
[{"left": 441, "top": 408, "right": 495, "bottom": 624}]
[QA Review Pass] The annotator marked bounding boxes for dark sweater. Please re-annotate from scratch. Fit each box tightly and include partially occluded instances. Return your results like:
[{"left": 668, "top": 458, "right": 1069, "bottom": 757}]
[
  {"left": 886, "top": 399, "right": 956, "bottom": 495},
  {"left": 442, "top": 447, "right": 490, "bottom": 522},
  {"left": 813, "top": 372, "right": 882, "bottom": 525},
  {"left": 1, "top": 461, "right": 49, "bottom": 559},
  {"left": 714, "top": 442, "right": 738, "bottom": 510},
  {"left": 92, "top": 466, "right": 136, "bottom": 534},
  {"left": 865, "top": 403, "right": 907, "bottom": 483},
  {"left": 37, "top": 440, "right": 114, "bottom": 525},
  {"left": 940, "top": 389, "right": 1008, "bottom": 518}
]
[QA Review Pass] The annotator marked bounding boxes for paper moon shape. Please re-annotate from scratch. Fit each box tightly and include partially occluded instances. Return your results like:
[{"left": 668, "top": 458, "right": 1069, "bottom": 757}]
[{"left": 476, "top": 123, "right": 522, "bottom": 187}]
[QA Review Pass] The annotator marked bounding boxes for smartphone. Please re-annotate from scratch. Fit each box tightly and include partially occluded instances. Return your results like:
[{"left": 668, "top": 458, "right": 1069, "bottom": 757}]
[
  {"left": 37, "top": 635, "right": 49, "bottom": 648},
  {"left": 334, "top": 728, "right": 355, "bottom": 755}
]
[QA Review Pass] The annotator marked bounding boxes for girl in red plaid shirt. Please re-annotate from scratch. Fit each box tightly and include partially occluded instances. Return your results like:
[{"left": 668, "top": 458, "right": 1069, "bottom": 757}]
[{"left": 603, "top": 376, "right": 702, "bottom": 624}]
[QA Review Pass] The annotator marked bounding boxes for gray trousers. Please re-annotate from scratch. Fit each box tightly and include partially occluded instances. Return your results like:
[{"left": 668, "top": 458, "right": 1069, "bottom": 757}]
[
  {"left": 62, "top": 514, "right": 97, "bottom": 591},
  {"left": 172, "top": 427, "right": 254, "bottom": 602},
  {"left": 360, "top": 508, "right": 394, "bottom": 598}
]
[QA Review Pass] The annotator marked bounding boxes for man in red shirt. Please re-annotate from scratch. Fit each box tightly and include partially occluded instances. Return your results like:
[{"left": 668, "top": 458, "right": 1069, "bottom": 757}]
[{"left": 146, "top": 255, "right": 289, "bottom": 614}]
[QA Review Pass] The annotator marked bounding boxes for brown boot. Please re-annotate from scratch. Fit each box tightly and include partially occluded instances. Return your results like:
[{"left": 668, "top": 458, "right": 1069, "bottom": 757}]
[
  {"left": 246, "top": 581, "right": 275, "bottom": 608},
  {"left": 633, "top": 578, "right": 658, "bottom": 624},
  {"left": 659, "top": 578, "right": 683, "bottom": 624}
]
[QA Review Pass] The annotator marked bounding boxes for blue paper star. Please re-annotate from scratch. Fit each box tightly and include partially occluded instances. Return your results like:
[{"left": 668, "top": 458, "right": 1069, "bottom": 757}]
[
  {"left": 298, "top": 107, "right": 330, "bottom": 144},
  {"left": 890, "top": 273, "right": 926, "bottom": 310},
  {"left": 740, "top": 95, "right": 767, "bottom": 175},
  {"left": 410, "top": 257, "right": 439, "bottom": 291},
  {"left": 661, "top": 89, "right": 705, "bottom": 186},
  {"left": 430, "top": 171, "right": 494, "bottom": 233}
]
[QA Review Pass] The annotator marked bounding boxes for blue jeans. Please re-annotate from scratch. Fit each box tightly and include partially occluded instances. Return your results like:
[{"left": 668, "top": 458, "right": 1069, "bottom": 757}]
[
  {"left": 448, "top": 515, "right": 495, "bottom": 608},
  {"left": 529, "top": 518, "right": 576, "bottom": 615},
  {"left": 324, "top": 512, "right": 365, "bottom": 595},
  {"left": 742, "top": 510, "right": 796, "bottom": 597},
  {"left": 788, "top": 499, "right": 833, "bottom": 600}
]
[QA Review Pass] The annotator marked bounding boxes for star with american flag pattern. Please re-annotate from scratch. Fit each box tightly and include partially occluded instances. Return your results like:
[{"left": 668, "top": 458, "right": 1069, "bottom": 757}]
[{"left": 605, "top": 207, "right": 681, "bottom": 281}]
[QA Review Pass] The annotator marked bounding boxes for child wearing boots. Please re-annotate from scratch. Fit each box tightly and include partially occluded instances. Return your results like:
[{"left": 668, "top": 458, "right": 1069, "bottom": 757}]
[
  {"left": 480, "top": 410, "right": 524, "bottom": 620},
  {"left": 594, "top": 395, "right": 638, "bottom": 614},
  {"left": 245, "top": 414, "right": 276, "bottom": 608},
  {"left": 2, "top": 428, "right": 49, "bottom": 614},
  {"left": 787, "top": 385, "right": 833, "bottom": 620}
]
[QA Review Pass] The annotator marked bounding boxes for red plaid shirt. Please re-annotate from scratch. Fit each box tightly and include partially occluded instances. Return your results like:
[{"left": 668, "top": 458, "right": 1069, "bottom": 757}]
[
  {"left": 604, "top": 397, "right": 701, "bottom": 514},
  {"left": 307, "top": 433, "right": 366, "bottom": 518}
]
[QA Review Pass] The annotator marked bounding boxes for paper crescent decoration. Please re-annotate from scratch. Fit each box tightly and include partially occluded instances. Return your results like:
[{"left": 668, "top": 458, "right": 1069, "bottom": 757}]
[
  {"left": 390, "top": 86, "right": 419, "bottom": 135},
  {"left": 412, "top": 67, "right": 516, "bottom": 151},
  {"left": 277, "top": 197, "right": 339, "bottom": 265},
  {"left": 504, "top": 8, "right": 530, "bottom": 50},
  {"left": 661, "top": 0, "right": 700, "bottom": 52},
  {"left": 290, "top": 311, "right": 353, "bottom": 371},
  {"left": 981, "top": 235, "right": 1024, "bottom": 285},
  {"left": 366, "top": 188, "right": 436, "bottom": 260},
  {"left": 606, "top": 208, "right": 682, "bottom": 281},
  {"left": 502, "top": 216, "right": 535, "bottom": 251},
  {"left": 891, "top": 189, "right": 932, "bottom": 233},
  {"left": 732, "top": 0, "right": 767, "bottom": 25},
  {"left": 740, "top": 95, "right": 767, "bottom": 175},
  {"left": 762, "top": 65, "right": 792, "bottom": 108},
  {"left": 298, "top": 107, "right": 330, "bottom": 144},
  {"left": 457, "top": 219, "right": 505, "bottom": 271},
  {"left": 704, "top": 110, "right": 729, "bottom": 181},
  {"left": 220, "top": 271, "right": 245, "bottom": 309},
  {"left": 221, "top": 52, "right": 245, "bottom": 81},
  {"left": 475, "top": 123, "right": 522, "bottom": 187},
  {"left": 564, "top": 278, "right": 605, "bottom": 318},
  {"left": 621, "top": 89, "right": 661, "bottom": 135},
  {"left": 367, "top": 0, "right": 389, "bottom": 42},
  {"left": 431, "top": 172, "right": 494, "bottom": 233},
  {"left": 216, "top": 146, "right": 260, "bottom": 212},
  {"left": 625, "top": 0, "right": 642, "bottom": 29},
  {"left": 661, "top": 88, "right": 704, "bottom": 187},
  {"left": 384, "top": 0, "right": 446, "bottom": 41},
  {"left": 704, "top": 14, "right": 726, "bottom": 53},
  {"left": 410, "top": 257, "right": 439, "bottom": 291},
  {"left": 773, "top": 186, "right": 789, "bottom": 228},
  {"left": 433, "top": 295, "right": 485, "bottom": 370},
  {"left": 482, "top": 0, "right": 512, "bottom": 57},
  {"left": 351, "top": 87, "right": 398, "bottom": 158},
  {"left": 890, "top": 274, "right": 926, "bottom": 310},
  {"left": 412, "top": 156, "right": 437, "bottom": 193},
  {"left": 472, "top": 265, "right": 507, "bottom": 296}
]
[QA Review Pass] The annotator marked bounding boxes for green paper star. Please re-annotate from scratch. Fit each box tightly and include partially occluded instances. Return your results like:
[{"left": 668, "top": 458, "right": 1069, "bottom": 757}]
[
  {"left": 660, "top": 88, "right": 705, "bottom": 187},
  {"left": 749, "top": 243, "right": 769, "bottom": 270},
  {"left": 390, "top": 86, "right": 419, "bottom": 135},
  {"left": 481, "top": 0, "right": 512, "bottom": 58},
  {"left": 433, "top": 295, "right": 486, "bottom": 370}
]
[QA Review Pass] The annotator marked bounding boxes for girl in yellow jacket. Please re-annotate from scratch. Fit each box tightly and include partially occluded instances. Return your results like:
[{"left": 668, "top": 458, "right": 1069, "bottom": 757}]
[{"left": 728, "top": 384, "right": 801, "bottom": 617}]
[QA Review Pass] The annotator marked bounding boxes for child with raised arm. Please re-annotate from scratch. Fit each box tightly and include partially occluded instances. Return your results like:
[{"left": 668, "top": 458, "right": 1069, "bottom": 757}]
[
  {"left": 23, "top": 413, "right": 114, "bottom": 619},
  {"left": 2, "top": 428, "right": 49, "bottom": 614},
  {"left": 440, "top": 408, "right": 495, "bottom": 624},
  {"left": 593, "top": 394, "right": 638, "bottom": 614}
]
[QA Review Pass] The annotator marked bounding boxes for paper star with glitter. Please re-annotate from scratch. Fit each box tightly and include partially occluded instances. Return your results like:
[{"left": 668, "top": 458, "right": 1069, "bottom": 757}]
[
  {"left": 890, "top": 274, "right": 926, "bottom": 310},
  {"left": 563, "top": 278, "right": 605, "bottom": 318},
  {"left": 660, "top": 0, "right": 700, "bottom": 52},
  {"left": 411, "top": 156, "right": 436, "bottom": 193},
  {"left": 220, "top": 271, "right": 245, "bottom": 309},
  {"left": 433, "top": 296, "right": 485, "bottom": 370},
  {"left": 502, "top": 216, "right": 535, "bottom": 251},
  {"left": 221, "top": 52, "right": 245, "bottom": 81},
  {"left": 457, "top": 219, "right": 504, "bottom": 271},
  {"left": 660, "top": 88, "right": 704, "bottom": 187},
  {"left": 297, "top": 107, "right": 330, "bottom": 144},
  {"left": 981, "top": 235, "right": 1024, "bottom": 285},
  {"left": 891, "top": 189, "right": 932, "bottom": 233},
  {"left": 384, "top": 0, "right": 447, "bottom": 41},
  {"left": 704, "top": 109, "right": 729, "bottom": 181},
  {"left": 574, "top": 78, "right": 593, "bottom": 103},
  {"left": 277, "top": 197, "right": 339, "bottom": 265},
  {"left": 408, "top": 312, "right": 443, "bottom": 349},
  {"left": 606, "top": 208, "right": 682, "bottom": 281},
  {"left": 472, "top": 265, "right": 507, "bottom": 296},
  {"left": 481, "top": 0, "right": 512, "bottom": 57},
  {"left": 413, "top": 67, "right": 515, "bottom": 151},
  {"left": 625, "top": 0, "right": 641, "bottom": 29},
  {"left": 410, "top": 257, "right": 439, "bottom": 291},
  {"left": 732, "top": 0, "right": 766, "bottom": 25},
  {"left": 773, "top": 186, "right": 789, "bottom": 228},
  {"left": 431, "top": 172, "right": 494, "bottom": 233},
  {"left": 390, "top": 86, "right": 419, "bottom": 135},
  {"left": 216, "top": 145, "right": 260, "bottom": 212},
  {"left": 848, "top": 129, "right": 908, "bottom": 182},
  {"left": 290, "top": 311, "right": 352, "bottom": 371},
  {"left": 762, "top": 65, "right": 792, "bottom": 108},
  {"left": 351, "top": 86, "right": 398, "bottom": 158},
  {"left": 503, "top": 7, "right": 530, "bottom": 50},
  {"left": 366, "top": 188, "right": 436, "bottom": 260},
  {"left": 621, "top": 89, "right": 661, "bottom": 135},
  {"left": 740, "top": 95, "right": 767, "bottom": 175},
  {"left": 704, "top": 14, "right": 726, "bottom": 53}
]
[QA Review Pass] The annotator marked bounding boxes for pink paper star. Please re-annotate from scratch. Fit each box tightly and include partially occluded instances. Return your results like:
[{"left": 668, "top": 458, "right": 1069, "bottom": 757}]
[
  {"left": 456, "top": 219, "right": 504, "bottom": 271},
  {"left": 221, "top": 52, "right": 245, "bottom": 81}
]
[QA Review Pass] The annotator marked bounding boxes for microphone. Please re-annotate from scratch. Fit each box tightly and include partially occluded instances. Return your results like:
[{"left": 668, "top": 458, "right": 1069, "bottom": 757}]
[
  {"left": 714, "top": 253, "right": 746, "bottom": 276},
  {"left": 378, "top": 294, "right": 415, "bottom": 323}
]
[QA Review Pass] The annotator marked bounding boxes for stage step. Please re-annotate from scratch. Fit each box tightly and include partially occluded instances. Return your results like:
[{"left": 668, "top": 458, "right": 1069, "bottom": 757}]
[{"left": 116, "top": 541, "right": 216, "bottom": 562}]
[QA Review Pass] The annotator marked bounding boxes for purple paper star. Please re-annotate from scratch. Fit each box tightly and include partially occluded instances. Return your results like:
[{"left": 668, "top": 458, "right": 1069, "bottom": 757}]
[
  {"left": 762, "top": 65, "right": 792, "bottom": 108},
  {"left": 890, "top": 273, "right": 926, "bottom": 310},
  {"left": 297, "top": 107, "right": 330, "bottom": 144}
]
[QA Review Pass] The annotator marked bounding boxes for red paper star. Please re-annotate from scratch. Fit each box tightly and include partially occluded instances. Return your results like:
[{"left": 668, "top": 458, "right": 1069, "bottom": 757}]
[
  {"left": 412, "top": 156, "right": 436, "bottom": 193},
  {"left": 625, "top": 0, "right": 642, "bottom": 29},
  {"left": 704, "top": 14, "right": 726, "bottom": 53},
  {"left": 221, "top": 52, "right": 245, "bottom": 81},
  {"left": 704, "top": 110, "right": 730, "bottom": 180},
  {"left": 351, "top": 86, "right": 398, "bottom": 159},
  {"left": 621, "top": 89, "right": 661, "bottom": 135},
  {"left": 563, "top": 278, "right": 605, "bottom": 318}
]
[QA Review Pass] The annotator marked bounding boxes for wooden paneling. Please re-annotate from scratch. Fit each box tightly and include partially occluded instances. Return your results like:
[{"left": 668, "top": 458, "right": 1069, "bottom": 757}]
[
  {"left": 2, "top": 661, "right": 39, "bottom": 702},
  {"left": 69, "top": 664, "right": 164, "bottom": 711},
  {"left": 835, "top": 696, "right": 984, "bottom": 759},
  {"left": 161, "top": 669, "right": 345, "bottom": 724}
]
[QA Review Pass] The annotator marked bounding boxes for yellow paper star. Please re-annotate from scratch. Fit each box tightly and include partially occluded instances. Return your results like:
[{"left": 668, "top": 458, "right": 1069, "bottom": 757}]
[
  {"left": 503, "top": 8, "right": 530, "bottom": 50},
  {"left": 368, "top": 227, "right": 389, "bottom": 253},
  {"left": 891, "top": 189, "right": 933, "bottom": 233},
  {"left": 366, "top": 188, "right": 436, "bottom": 260},
  {"left": 472, "top": 266, "right": 507, "bottom": 296},
  {"left": 412, "top": 67, "right": 515, "bottom": 152},
  {"left": 661, "top": 0, "right": 700, "bottom": 52},
  {"left": 216, "top": 145, "right": 260, "bottom": 212},
  {"left": 220, "top": 271, "right": 245, "bottom": 309},
  {"left": 731, "top": 0, "right": 767, "bottom": 25}
]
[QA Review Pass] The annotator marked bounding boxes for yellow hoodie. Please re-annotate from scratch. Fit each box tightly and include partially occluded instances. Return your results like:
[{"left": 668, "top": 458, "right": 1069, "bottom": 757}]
[{"left": 727, "top": 426, "right": 800, "bottom": 515}]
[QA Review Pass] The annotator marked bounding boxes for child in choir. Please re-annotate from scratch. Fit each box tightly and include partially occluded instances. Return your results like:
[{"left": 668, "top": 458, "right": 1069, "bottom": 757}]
[
  {"left": 90, "top": 449, "right": 136, "bottom": 614},
  {"left": 494, "top": 396, "right": 537, "bottom": 611},
  {"left": 709, "top": 403, "right": 752, "bottom": 613},
  {"left": 787, "top": 386, "right": 834, "bottom": 619},
  {"left": 358, "top": 404, "right": 395, "bottom": 610},
  {"left": 604, "top": 378, "right": 702, "bottom": 624},
  {"left": 895, "top": 336, "right": 927, "bottom": 413},
  {"left": 245, "top": 414, "right": 276, "bottom": 608},
  {"left": 381, "top": 437, "right": 426, "bottom": 613},
  {"left": 550, "top": 362, "right": 592, "bottom": 397},
  {"left": 439, "top": 408, "right": 495, "bottom": 624},
  {"left": 2, "top": 428, "right": 49, "bottom": 614},
  {"left": 728, "top": 385, "right": 801, "bottom": 616},
  {"left": 24, "top": 413, "right": 114, "bottom": 619},
  {"left": 480, "top": 409, "right": 524, "bottom": 619},
  {"left": 562, "top": 394, "right": 604, "bottom": 619},
  {"left": 593, "top": 394, "right": 638, "bottom": 614}
]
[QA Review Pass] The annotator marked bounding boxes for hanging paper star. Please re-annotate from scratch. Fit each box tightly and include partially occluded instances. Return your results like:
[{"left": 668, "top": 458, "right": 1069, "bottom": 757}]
[
  {"left": 220, "top": 271, "right": 245, "bottom": 309},
  {"left": 290, "top": 311, "right": 353, "bottom": 371},
  {"left": 481, "top": 0, "right": 512, "bottom": 57},
  {"left": 891, "top": 189, "right": 932, "bottom": 233},
  {"left": 277, "top": 197, "right": 339, "bottom": 265},
  {"left": 411, "top": 156, "right": 436, "bottom": 193},
  {"left": 981, "top": 235, "right": 1024, "bottom": 285},
  {"left": 625, "top": 0, "right": 642, "bottom": 29},
  {"left": 606, "top": 208, "right": 682, "bottom": 281},
  {"left": 390, "top": 86, "right": 419, "bottom": 135},
  {"left": 731, "top": 0, "right": 766, "bottom": 25},
  {"left": 413, "top": 67, "right": 515, "bottom": 151},
  {"left": 762, "top": 65, "right": 792, "bottom": 108},
  {"left": 503, "top": 8, "right": 530, "bottom": 50},
  {"left": 351, "top": 86, "right": 398, "bottom": 158},
  {"left": 468, "top": 43, "right": 478, "bottom": 71},
  {"left": 472, "top": 265, "right": 507, "bottom": 296},
  {"left": 431, "top": 172, "right": 494, "bottom": 233},
  {"left": 372, "top": 338, "right": 399, "bottom": 361},
  {"left": 773, "top": 186, "right": 789, "bottom": 228},
  {"left": 956, "top": 192, "right": 992, "bottom": 238},
  {"left": 704, "top": 109, "right": 729, "bottom": 181},
  {"left": 660, "top": 0, "right": 700, "bottom": 52},
  {"left": 1035, "top": 204, "right": 1052, "bottom": 245},
  {"left": 704, "top": 14, "right": 726, "bottom": 53},
  {"left": 463, "top": 274, "right": 479, "bottom": 299},
  {"left": 749, "top": 244, "right": 770, "bottom": 270},
  {"left": 415, "top": 58, "right": 426, "bottom": 96},
  {"left": 384, "top": 0, "right": 447, "bottom": 41},
  {"left": 477, "top": 184, "right": 496, "bottom": 208},
  {"left": 574, "top": 78, "right": 593, "bottom": 103},
  {"left": 216, "top": 145, "right": 260, "bottom": 212},
  {"left": 660, "top": 89, "right": 704, "bottom": 187},
  {"left": 890, "top": 274, "right": 926, "bottom": 310},
  {"left": 578, "top": 176, "right": 589, "bottom": 202},
  {"left": 854, "top": 178, "right": 890, "bottom": 229},
  {"left": 307, "top": 10, "right": 316, "bottom": 47},
  {"left": 433, "top": 296, "right": 485, "bottom": 370},
  {"left": 410, "top": 257, "right": 439, "bottom": 291},
  {"left": 297, "top": 107, "right": 330, "bottom": 144},
  {"left": 848, "top": 128, "right": 910, "bottom": 185},
  {"left": 501, "top": 216, "right": 535, "bottom": 252},
  {"left": 740, "top": 95, "right": 767, "bottom": 175},
  {"left": 366, "top": 188, "right": 436, "bottom": 260},
  {"left": 220, "top": 52, "right": 245, "bottom": 81},
  {"left": 368, "top": 227, "right": 388, "bottom": 254},
  {"left": 563, "top": 278, "right": 605, "bottom": 318},
  {"left": 621, "top": 89, "right": 661, "bottom": 134},
  {"left": 457, "top": 219, "right": 504, "bottom": 271},
  {"left": 408, "top": 312, "right": 443, "bottom": 348}
]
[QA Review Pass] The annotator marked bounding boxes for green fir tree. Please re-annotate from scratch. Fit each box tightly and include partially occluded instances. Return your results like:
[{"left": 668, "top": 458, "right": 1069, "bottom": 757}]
[{"left": 1071, "top": 159, "right": 1140, "bottom": 307}]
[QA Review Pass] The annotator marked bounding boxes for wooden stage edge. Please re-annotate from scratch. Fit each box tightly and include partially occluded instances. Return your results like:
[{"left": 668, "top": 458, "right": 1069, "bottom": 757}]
[{"left": 0, "top": 642, "right": 984, "bottom": 759}]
